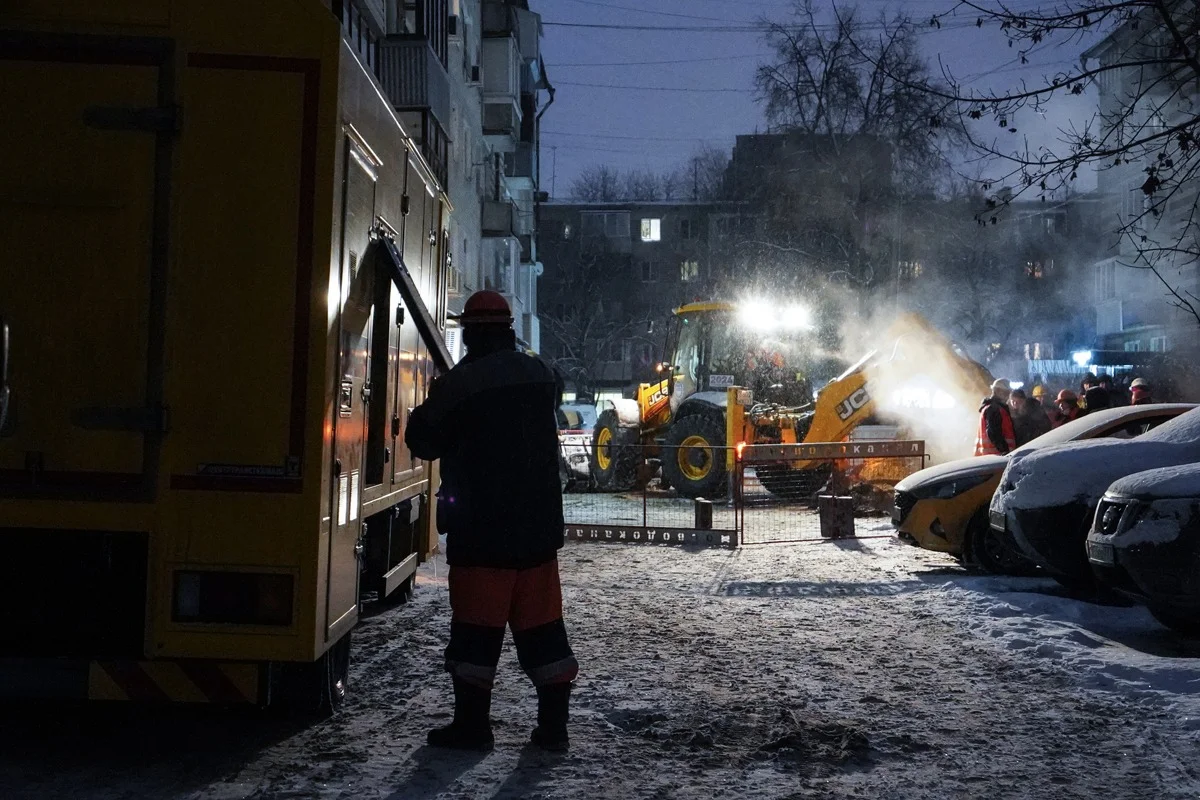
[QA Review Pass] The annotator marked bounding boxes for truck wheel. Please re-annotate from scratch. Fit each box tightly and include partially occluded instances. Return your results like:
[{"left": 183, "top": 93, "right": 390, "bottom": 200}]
[
  {"left": 662, "top": 414, "right": 728, "bottom": 499},
  {"left": 755, "top": 463, "right": 832, "bottom": 502},
  {"left": 271, "top": 631, "right": 352, "bottom": 715},
  {"left": 591, "top": 409, "right": 640, "bottom": 491}
]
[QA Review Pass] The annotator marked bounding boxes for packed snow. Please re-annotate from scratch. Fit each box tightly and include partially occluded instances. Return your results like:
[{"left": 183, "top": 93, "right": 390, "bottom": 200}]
[
  {"left": 6, "top": 518, "right": 1200, "bottom": 799},
  {"left": 995, "top": 437, "right": 1200, "bottom": 513}
]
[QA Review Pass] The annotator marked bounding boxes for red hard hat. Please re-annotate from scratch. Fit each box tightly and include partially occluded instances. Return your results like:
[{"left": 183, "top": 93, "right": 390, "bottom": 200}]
[{"left": 454, "top": 290, "right": 513, "bottom": 326}]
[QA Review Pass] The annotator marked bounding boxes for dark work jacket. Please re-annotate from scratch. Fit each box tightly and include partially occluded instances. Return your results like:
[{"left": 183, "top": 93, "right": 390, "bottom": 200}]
[
  {"left": 1012, "top": 399, "right": 1052, "bottom": 446},
  {"left": 1081, "top": 386, "right": 1112, "bottom": 416},
  {"left": 405, "top": 349, "right": 564, "bottom": 569}
]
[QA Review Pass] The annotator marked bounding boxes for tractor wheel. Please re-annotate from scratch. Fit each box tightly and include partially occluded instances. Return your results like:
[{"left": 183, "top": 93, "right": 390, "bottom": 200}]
[
  {"left": 661, "top": 414, "right": 728, "bottom": 500},
  {"left": 591, "top": 409, "right": 640, "bottom": 492},
  {"left": 755, "top": 463, "right": 832, "bottom": 502}
]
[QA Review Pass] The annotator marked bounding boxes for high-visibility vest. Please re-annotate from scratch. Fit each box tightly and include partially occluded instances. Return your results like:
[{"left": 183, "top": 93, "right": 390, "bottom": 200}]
[{"left": 975, "top": 402, "right": 1017, "bottom": 456}]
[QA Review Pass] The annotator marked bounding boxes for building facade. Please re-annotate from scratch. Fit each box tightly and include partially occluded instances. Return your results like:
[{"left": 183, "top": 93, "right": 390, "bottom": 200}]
[
  {"left": 538, "top": 200, "right": 752, "bottom": 397},
  {"left": 1082, "top": 6, "right": 1200, "bottom": 354},
  {"left": 333, "top": 0, "right": 551, "bottom": 360}
]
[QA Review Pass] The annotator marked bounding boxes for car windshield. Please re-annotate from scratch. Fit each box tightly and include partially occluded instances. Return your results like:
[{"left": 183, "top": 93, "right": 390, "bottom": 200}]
[{"left": 1012, "top": 406, "right": 1176, "bottom": 455}]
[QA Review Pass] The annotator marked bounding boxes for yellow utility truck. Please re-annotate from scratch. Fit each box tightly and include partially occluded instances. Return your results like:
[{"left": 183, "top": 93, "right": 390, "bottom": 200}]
[
  {"left": 0, "top": 0, "right": 452, "bottom": 708},
  {"left": 591, "top": 302, "right": 992, "bottom": 499}
]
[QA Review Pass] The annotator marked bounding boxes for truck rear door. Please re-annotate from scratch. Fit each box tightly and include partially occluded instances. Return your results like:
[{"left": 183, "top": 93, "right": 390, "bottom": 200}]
[{"left": 0, "top": 33, "right": 173, "bottom": 500}]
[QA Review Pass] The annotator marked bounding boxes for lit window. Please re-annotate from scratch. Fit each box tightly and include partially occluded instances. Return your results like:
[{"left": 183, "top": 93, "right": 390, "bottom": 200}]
[
  {"left": 640, "top": 218, "right": 661, "bottom": 242},
  {"left": 898, "top": 261, "right": 923, "bottom": 280},
  {"left": 680, "top": 260, "right": 699, "bottom": 282},
  {"left": 1025, "top": 261, "right": 1044, "bottom": 279}
]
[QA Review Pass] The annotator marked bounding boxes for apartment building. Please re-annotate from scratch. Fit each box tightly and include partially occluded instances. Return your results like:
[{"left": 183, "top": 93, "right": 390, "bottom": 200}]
[
  {"left": 1082, "top": 4, "right": 1200, "bottom": 354},
  {"left": 538, "top": 200, "right": 753, "bottom": 397},
  {"left": 334, "top": 0, "right": 552, "bottom": 359}
]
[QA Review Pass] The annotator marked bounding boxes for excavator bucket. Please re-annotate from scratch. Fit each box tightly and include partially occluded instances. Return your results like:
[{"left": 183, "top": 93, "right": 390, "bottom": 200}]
[{"left": 794, "top": 312, "right": 993, "bottom": 470}]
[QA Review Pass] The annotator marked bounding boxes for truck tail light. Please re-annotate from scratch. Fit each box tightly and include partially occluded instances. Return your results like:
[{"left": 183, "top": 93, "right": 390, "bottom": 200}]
[{"left": 172, "top": 571, "right": 294, "bottom": 626}]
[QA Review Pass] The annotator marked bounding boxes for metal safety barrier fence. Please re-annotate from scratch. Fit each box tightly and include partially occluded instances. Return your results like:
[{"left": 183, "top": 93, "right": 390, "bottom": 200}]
[
  {"left": 561, "top": 445, "right": 739, "bottom": 549},
  {"left": 736, "top": 440, "right": 926, "bottom": 545},
  {"left": 561, "top": 440, "right": 927, "bottom": 549}
]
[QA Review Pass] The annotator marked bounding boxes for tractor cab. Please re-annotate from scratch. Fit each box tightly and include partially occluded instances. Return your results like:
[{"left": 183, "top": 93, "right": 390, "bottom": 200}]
[{"left": 661, "top": 302, "right": 820, "bottom": 413}]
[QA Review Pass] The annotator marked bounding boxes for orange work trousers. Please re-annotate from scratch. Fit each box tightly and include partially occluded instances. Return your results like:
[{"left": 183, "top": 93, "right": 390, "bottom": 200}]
[{"left": 444, "top": 558, "right": 578, "bottom": 690}]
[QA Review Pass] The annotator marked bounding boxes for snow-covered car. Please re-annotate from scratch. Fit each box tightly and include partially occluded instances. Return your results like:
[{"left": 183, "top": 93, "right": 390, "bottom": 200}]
[
  {"left": 558, "top": 403, "right": 597, "bottom": 491},
  {"left": 991, "top": 405, "right": 1200, "bottom": 588},
  {"left": 1087, "top": 464, "right": 1200, "bottom": 634},
  {"left": 894, "top": 404, "right": 1195, "bottom": 574}
]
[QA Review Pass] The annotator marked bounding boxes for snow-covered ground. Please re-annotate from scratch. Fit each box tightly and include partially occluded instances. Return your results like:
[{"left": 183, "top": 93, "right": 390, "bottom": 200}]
[{"left": 3, "top": 521, "right": 1200, "bottom": 799}]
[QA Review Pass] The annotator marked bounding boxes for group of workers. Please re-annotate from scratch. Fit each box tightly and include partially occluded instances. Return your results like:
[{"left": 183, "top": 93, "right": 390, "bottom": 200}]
[{"left": 974, "top": 374, "right": 1155, "bottom": 456}]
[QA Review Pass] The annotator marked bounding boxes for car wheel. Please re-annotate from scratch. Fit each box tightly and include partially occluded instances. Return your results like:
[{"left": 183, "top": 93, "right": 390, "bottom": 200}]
[
  {"left": 1149, "top": 605, "right": 1200, "bottom": 637},
  {"left": 965, "top": 511, "right": 1035, "bottom": 575}
]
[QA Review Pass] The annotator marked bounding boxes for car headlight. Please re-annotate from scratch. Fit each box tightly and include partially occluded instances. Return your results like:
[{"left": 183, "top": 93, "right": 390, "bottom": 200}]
[{"left": 911, "top": 472, "right": 994, "bottom": 500}]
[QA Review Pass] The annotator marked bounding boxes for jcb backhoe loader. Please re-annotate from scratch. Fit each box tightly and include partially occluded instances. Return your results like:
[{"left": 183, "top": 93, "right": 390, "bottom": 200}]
[{"left": 589, "top": 302, "right": 993, "bottom": 499}]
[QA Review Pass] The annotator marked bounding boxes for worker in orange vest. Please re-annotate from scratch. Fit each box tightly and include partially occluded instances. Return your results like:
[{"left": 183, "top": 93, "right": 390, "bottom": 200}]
[{"left": 975, "top": 379, "right": 1017, "bottom": 456}]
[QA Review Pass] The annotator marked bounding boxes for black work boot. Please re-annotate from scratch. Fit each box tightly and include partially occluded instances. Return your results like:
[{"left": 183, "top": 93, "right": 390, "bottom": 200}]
[
  {"left": 427, "top": 678, "right": 495, "bottom": 751},
  {"left": 530, "top": 683, "right": 571, "bottom": 751}
]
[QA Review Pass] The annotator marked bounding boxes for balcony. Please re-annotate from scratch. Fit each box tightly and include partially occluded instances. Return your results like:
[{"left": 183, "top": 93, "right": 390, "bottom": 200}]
[
  {"left": 482, "top": 0, "right": 516, "bottom": 35},
  {"left": 482, "top": 35, "right": 521, "bottom": 146},
  {"left": 504, "top": 143, "right": 536, "bottom": 181},
  {"left": 379, "top": 36, "right": 451, "bottom": 131},
  {"left": 482, "top": 199, "right": 517, "bottom": 238}
]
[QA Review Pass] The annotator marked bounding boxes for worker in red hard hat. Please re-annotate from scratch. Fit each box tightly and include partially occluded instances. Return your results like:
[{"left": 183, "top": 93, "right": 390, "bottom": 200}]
[
  {"left": 1130, "top": 377, "right": 1153, "bottom": 405},
  {"left": 406, "top": 290, "right": 577, "bottom": 752},
  {"left": 1051, "top": 389, "right": 1080, "bottom": 428}
]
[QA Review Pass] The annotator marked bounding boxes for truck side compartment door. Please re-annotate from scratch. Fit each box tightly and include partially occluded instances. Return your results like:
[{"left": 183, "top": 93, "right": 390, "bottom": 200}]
[{"left": 326, "top": 136, "right": 378, "bottom": 640}]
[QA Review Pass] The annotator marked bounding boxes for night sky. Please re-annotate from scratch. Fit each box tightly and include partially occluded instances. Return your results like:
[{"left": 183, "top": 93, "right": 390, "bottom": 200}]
[{"left": 537, "top": 0, "right": 1100, "bottom": 197}]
